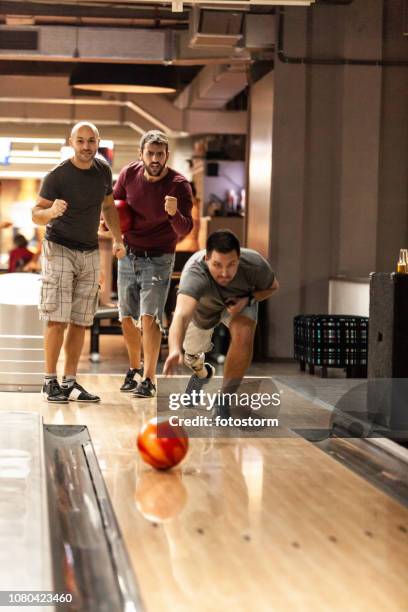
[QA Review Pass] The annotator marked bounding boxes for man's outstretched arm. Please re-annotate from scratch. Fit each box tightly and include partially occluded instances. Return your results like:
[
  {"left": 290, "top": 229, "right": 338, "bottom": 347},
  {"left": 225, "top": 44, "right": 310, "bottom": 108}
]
[{"left": 163, "top": 294, "right": 198, "bottom": 375}]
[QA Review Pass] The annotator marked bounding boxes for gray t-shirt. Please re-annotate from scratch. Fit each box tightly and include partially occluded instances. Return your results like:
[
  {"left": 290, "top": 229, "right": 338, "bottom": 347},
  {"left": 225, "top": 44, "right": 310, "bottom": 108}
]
[
  {"left": 39, "top": 157, "right": 113, "bottom": 250},
  {"left": 178, "top": 248, "right": 275, "bottom": 329}
]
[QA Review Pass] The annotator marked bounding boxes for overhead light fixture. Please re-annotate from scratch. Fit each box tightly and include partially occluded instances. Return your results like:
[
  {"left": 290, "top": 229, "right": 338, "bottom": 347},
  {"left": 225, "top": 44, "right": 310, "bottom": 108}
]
[{"left": 69, "top": 64, "right": 178, "bottom": 94}]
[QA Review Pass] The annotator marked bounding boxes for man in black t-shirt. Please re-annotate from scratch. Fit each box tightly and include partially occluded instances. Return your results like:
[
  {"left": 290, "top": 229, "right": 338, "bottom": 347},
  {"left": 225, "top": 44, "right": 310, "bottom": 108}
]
[{"left": 32, "top": 121, "right": 126, "bottom": 403}]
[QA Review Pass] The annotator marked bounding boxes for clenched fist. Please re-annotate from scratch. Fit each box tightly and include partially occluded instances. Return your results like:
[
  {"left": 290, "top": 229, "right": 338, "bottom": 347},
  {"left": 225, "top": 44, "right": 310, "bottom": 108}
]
[
  {"left": 164, "top": 195, "right": 177, "bottom": 217},
  {"left": 113, "top": 241, "right": 126, "bottom": 260},
  {"left": 51, "top": 199, "right": 68, "bottom": 219}
]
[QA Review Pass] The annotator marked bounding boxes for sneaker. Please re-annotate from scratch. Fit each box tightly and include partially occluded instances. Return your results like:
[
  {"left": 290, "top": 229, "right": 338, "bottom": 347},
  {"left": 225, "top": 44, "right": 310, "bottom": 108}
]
[
  {"left": 120, "top": 367, "right": 143, "bottom": 392},
  {"left": 42, "top": 379, "right": 69, "bottom": 404},
  {"left": 132, "top": 378, "right": 156, "bottom": 398},
  {"left": 184, "top": 363, "right": 215, "bottom": 407},
  {"left": 212, "top": 397, "right": 231, "bottom": 420},
  {"left": 63, "top": 381, "right": 100, "bottom": 403}
]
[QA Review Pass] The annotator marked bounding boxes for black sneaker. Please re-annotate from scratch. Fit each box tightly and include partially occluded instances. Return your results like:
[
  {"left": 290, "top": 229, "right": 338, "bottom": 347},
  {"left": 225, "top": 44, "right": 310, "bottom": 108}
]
[
  {"left": 212, "top": 401, "right": 231, "bottom": 420},
  {"left": 132, "top": 378, "right": 156, "bottom": 398},
  {"left": 63, "top": 382, "right": 100, "bottom": 403},
  {"left": 120, "top": 367, "right": 143, "bottom": 392},
  {"left": 42, "top": 379, "right": 69, "bottom": 404},
  {"left": 184, "top": 364, "right": 215, "bottom": 407}
]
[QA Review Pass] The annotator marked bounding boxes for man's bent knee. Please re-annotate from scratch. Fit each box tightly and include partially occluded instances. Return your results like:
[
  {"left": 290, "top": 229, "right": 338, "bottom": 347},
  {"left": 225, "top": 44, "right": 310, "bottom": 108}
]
[{"left": 229, "top": 317, "right": 256, "bottom": 347}]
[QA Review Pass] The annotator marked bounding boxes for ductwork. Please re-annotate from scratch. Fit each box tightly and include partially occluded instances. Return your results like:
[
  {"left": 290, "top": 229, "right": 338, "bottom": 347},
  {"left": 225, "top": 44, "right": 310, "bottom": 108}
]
[
  {"left": 175, "top": 63, "right": 247, "bottom": 110},
  {"left": 0, "top": 24, "right": 250, "bottom": 64},
  {"left": 0, "top": 25, "right": 168, "bottom": 62}
]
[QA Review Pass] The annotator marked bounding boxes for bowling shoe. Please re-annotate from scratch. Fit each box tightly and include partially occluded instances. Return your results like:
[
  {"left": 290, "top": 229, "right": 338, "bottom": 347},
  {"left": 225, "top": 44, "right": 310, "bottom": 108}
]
[
  {"left": 184, "top": 363, "right": 215, "bottom": 407},
  {"left": 132, "top": 378, "right": 156, "bottom": 398},
  {"left": 41, "top": 378, "right": 69, "bottom": 404},
  {"left": 62, "top": 381, "right": 101, "bottom": 402},
  {"left": 212, "top": 399, "right": 231, "bottom": 420},
  {"left": 120, "top": 366, "right": 144, "bottom": 392}
]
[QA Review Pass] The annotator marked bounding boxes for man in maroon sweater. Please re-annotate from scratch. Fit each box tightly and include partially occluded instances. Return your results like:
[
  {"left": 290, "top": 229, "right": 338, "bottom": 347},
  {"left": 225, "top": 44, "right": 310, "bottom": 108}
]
[{"left": 114, "top": 130, "right": 193, "bottom": 397}]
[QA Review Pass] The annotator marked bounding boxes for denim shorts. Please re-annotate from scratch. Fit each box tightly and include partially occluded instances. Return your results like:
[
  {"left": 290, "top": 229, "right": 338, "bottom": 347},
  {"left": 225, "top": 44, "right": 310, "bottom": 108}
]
[
  {"left": 117, "top": 252, "right": 174, "bottom": 327},
  {"left": 183, "top": 302, "right": 258, "bottom": 354}
]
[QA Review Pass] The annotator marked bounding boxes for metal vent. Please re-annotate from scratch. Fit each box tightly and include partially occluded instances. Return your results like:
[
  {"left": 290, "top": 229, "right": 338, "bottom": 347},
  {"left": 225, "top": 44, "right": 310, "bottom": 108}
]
[
  {"left": 189, "top": 7, "right": 244, "bottom": 48},
  {"left": 0, "top": 29, "right": 38, "bottom": 50}
]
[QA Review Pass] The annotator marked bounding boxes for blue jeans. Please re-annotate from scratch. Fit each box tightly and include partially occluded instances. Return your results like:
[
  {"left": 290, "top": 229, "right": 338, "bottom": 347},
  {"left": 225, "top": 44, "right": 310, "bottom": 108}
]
[{"left": 118, "top": 252, "right": 174, "bottom": 327}]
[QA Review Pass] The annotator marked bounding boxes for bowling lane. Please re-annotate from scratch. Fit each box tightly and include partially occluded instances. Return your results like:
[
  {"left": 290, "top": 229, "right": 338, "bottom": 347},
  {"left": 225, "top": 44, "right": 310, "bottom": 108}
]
[{"left": 1, "top": 375, "right": 408, "bottom": 611}]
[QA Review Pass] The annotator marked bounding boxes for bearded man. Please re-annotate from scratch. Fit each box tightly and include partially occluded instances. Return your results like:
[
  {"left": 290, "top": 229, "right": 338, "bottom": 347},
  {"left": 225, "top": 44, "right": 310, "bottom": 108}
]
[{"left": 114, "top": 130, "right": 193, "bottom": 397}]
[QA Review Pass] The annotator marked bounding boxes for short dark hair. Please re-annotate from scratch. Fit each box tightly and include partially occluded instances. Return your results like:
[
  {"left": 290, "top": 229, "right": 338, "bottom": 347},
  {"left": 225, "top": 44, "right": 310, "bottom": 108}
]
[
  {"left": 206, "top": 230, "right": 240, "bottom": 257},
  {"left": 139, "top": 130, "right": 169, "bottom": 153},
  {"left": 14, "top": 234, "right": 28, "bottom": 248}
]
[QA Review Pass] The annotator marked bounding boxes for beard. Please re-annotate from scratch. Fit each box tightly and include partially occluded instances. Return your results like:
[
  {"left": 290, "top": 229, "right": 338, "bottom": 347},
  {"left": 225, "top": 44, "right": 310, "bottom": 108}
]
[
  {"left": 144, "top": 161, "right": 166, "bottom": 177},
  {"left": 78, "top": 150, "right": 95, "bottom": 160}
]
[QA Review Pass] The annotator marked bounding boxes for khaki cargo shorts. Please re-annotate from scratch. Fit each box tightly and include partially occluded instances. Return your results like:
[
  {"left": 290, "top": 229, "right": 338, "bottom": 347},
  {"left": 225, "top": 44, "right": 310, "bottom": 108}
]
[
  {"left": 39, "top": 239, "right": 100, "bottom": 326},
  {"left": 183, "top": 302, "right": 258, "bottom": 355}
]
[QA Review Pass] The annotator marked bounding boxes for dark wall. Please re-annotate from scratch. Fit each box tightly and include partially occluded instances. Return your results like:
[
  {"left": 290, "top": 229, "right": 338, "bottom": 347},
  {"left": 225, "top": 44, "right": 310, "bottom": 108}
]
[{"left": 246, "top": 0, "right": 408, "bottom": 357}]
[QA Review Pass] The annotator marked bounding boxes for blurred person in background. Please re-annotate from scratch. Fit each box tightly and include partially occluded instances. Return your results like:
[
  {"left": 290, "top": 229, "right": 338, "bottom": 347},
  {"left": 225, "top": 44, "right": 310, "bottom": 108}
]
[{"left": 8, "top": 233, "right": 33, "bottom": 272}]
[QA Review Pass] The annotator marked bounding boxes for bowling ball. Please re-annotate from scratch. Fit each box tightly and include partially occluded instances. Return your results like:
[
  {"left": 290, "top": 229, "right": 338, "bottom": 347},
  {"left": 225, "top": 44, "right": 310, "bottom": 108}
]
[
  {"left": 115, "top": 199, "right": 134, "bottom": 234},
  {"left": 135, "top": 471, "right": 187, "bottom": 522},
  {"left": 137, "top": 417, "right": 189, "bottom": 470}
]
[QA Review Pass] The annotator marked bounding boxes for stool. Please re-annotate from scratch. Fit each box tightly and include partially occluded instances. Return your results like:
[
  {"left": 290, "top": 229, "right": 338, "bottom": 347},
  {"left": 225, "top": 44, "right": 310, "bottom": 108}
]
[
  {"left": 294, "top": 314, "right": 369, "bottom": 378},
  {"left": 89, "top": 306, "right": 121, "bottom": 363}
]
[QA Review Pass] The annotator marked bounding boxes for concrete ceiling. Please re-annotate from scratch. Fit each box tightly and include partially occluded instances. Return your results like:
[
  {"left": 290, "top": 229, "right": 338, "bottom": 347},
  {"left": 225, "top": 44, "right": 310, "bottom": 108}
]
[{"left": 0, "top": 0, "right": 279, "bottom": 147}]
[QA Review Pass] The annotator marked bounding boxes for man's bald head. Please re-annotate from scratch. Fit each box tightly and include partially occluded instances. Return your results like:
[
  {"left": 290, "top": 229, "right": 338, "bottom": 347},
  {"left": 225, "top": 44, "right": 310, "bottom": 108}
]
[
  {"left": 70, "top": 121, "right": 100, "bottom": 139},
  {"left": 69, "top": 121, "right": 100, "bottom": 169}
]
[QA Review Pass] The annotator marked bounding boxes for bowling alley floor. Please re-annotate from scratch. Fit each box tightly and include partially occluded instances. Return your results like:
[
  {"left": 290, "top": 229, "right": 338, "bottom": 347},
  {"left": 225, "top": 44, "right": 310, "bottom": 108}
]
[{"left": 1, "top": 333, "right": 408, "bottom": 611}]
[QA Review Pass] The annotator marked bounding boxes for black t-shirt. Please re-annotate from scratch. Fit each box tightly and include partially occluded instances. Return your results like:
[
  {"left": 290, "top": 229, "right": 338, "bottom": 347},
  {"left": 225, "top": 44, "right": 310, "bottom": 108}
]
[{"left": 39, "top": 157, "right": 113, "bottom": 250}]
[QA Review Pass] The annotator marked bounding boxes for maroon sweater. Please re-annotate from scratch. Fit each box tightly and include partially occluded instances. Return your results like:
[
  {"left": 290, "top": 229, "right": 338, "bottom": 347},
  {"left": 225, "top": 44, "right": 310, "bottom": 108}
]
[{"left": 113, "top": 162, "right": 193, "bottom": 252}]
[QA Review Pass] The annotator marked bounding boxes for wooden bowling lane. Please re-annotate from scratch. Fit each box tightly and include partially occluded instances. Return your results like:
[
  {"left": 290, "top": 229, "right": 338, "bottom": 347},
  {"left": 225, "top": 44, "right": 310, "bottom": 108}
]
[{"left": 1, "top": 375, "right": 408, "bottom": 611}]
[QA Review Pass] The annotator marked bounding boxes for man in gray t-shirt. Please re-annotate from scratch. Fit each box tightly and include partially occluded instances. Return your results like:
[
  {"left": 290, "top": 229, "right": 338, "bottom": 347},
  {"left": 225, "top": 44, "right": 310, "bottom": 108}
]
[{"left": 164, "top": 230, "right": 278, "bottom": 417}]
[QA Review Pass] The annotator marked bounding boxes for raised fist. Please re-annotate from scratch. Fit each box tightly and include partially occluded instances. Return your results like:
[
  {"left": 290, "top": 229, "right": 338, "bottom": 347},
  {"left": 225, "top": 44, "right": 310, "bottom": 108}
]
[
  {"left": 164, "top": 195, "right": 177, "bottom": 217},
  {"left": 51, "top": 199, "right": 68, "bottom": 219}
]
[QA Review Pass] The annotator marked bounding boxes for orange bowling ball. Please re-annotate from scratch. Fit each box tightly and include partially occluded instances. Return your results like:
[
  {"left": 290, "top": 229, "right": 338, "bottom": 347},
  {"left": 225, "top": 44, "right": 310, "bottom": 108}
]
[{"left": 137, "top": 417, "right": 189, "bottom": 470}]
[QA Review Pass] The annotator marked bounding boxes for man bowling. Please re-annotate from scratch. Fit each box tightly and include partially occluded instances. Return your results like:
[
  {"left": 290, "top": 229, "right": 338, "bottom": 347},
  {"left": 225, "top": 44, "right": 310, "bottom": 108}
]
[{"left": 164, "top": 230, "right": 278, "bottom": 417}]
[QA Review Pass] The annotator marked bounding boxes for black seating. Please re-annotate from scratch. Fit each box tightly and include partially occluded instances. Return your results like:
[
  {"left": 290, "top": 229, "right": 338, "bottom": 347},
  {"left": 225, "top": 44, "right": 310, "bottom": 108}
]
[
  {"left": 294, "top": 314, "right": 369, "bottom": 378},
  {"left": 89, "top": 306, "right": 121, "bottom": 363}
]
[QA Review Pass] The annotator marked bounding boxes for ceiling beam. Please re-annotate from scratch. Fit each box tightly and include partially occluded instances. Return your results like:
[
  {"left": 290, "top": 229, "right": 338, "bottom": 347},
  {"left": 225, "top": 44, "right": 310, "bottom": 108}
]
[
  {"left": 0, "top": 1, "right": 189, "bottom": 20},
  {"left": 0, "top": 76, "right": 247, "bottom": 135}
]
